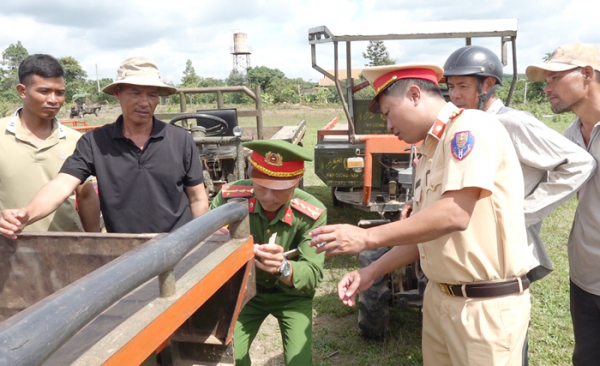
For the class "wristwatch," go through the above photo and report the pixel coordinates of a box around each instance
[277,259,291,278]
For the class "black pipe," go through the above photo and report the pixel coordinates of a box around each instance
[0,200,248,366]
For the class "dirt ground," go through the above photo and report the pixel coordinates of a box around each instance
[248,315,286,365]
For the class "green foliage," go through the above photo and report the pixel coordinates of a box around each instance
[247,65,285,91]
[261,92,275,105]
[302,87,336,104]
[59,56,87,83]
[497,52,555,104]
[175,60,227,105]
[1,41,28,72]
[265,77,296,103]
[181,59,201,86]
[0,90,21,104]
[353,80,376,100]
[496,76,547,104]
[0,41,29,96]
[225,70,251,104]
[0,99,12,117]
[362,40,395,66]
[266,77,316,104]
[58,56,88,101]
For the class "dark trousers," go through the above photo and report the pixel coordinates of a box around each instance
[570,281,600,366]
[522,332,528,366]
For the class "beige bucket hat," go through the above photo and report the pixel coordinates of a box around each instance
[526,43,600,82]
[102,57,177,96]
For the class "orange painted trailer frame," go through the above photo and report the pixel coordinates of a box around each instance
[101,237,254,366]
[355,135,414,206]
[61,119,102,132]
[0,201,255,366]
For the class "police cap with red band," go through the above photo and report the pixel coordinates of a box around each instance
[243,139,313,190]
[362,63,444,113]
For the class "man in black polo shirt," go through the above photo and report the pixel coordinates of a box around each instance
[0,57,208,236]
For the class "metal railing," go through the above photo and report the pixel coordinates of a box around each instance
[0,200,249,366]
[309,20,519,142]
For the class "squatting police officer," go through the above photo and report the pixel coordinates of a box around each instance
[211,139,326,366]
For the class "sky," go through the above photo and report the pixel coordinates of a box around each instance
[1,0,598,86]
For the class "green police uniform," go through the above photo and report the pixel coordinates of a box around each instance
[210,140,326,366]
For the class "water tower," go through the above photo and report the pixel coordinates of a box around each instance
[231,32,252,73]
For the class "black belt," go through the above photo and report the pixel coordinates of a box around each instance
[438,276,529,298]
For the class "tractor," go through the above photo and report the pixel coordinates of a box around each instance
[309,18,520,339]
[154,85,306,197]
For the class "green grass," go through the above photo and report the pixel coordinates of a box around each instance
[56,101,578,365]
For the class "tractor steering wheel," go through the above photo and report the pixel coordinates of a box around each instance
[169,113,228,137]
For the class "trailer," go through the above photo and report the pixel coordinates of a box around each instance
[0,200,254,366]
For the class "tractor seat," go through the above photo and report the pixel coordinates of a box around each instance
[195,108,240,159]
[195,108,238,136]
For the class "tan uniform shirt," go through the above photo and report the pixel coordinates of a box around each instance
[414,103,529,284]
[488,99,595,280]
[0,109,83,232]
[564,117,600,296]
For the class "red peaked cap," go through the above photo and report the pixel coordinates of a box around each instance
[244,139,312,190]
[362,63,444,113]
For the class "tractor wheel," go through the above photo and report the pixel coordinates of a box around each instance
[358,247,391,340]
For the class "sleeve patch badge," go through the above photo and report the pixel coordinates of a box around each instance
[451,131,475,161]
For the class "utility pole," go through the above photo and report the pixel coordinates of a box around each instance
[96,64,100,93]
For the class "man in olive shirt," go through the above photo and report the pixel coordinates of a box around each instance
[210,140,326,366]
[0,54,83,232]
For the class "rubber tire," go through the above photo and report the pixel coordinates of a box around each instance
[358,247,391,340]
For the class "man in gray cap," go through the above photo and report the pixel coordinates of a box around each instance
[0,57,208,236]
[527,43,600,366]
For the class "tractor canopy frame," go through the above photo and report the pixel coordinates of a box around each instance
[308,18,519,142]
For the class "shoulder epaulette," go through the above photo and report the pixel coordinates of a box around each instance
[248,198,257,213]
[221,184,253,198]
[431,108,465,139]
[291,198,324,220]
[431,118,446,139]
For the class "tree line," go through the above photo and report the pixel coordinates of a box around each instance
[0,40,546,117]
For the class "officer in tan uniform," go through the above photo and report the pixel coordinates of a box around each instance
[310,63,531,365]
